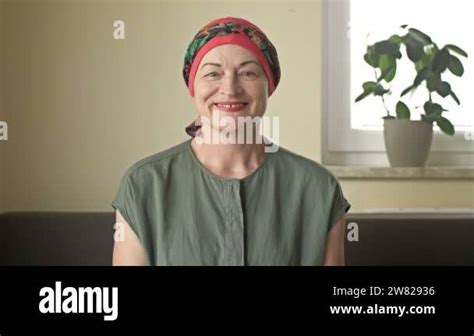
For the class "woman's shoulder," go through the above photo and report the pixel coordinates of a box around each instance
[273,145,339,185]
[121,139,191,181]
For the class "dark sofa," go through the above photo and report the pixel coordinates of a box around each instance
[0,212,473,266]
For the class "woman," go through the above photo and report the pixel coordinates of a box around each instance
[112,17,351,266]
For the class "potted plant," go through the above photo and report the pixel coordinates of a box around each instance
[355,25,468,167]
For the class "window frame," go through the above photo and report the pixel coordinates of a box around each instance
[321,0,474,166]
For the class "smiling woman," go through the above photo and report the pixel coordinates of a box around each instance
[111,17,351,266]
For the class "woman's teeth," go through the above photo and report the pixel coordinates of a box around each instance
[216,103,246,108]
[212,103,248,112]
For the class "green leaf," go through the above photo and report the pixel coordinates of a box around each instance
[400,24,408,29]
[432,48,451,73]
[364,53,372,67]
[427,73,441,92]
[435,81,451,98]
[404,36,424,62]
[445,44,468,58]
[373,83,390,96]
[414,68,429,86]
[423,101,446,115]
[421,112,441,123]
[396,101,411,119]
[448,55,464,76]
[363,81,378,91]
[355,82,377,102]
[450,91,460,105]
[374,40,400,55]
[415,60,424,72]
[378,55,396,82]
[364,46,379,67]
[408,28,432,45]
[389,34,402,45]
[377,64,394,82]
[385,62,397,82]
[355,90,371,103]
[415,51,434,72]
[436,117,455,135]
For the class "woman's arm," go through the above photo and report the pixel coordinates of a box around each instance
[323,214,346,266]
[112,210,148,266]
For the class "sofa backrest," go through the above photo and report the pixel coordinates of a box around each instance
[0,212,473,266]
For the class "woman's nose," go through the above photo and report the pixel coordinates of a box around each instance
[220,72,243,96]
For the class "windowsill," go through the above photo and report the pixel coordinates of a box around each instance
[326,166,474,179]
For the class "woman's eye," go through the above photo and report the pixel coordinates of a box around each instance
[240,71,257,77]
[205,72,220,78]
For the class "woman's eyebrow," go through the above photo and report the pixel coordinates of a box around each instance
[200,62,221,69]
[238,60,260,68]
[200,60,260,70]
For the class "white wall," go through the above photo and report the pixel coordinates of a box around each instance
[1,1,322,211]
[0,0,472,213]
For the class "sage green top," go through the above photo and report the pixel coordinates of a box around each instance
[112,139,351,266]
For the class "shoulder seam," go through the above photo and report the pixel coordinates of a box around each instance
[277,145,339,182]
[126,141,190,178]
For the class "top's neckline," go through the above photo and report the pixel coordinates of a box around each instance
[185,138,277,184]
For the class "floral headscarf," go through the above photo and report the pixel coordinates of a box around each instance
[183,17,281,137]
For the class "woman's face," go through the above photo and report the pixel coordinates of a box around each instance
[193,44,268,131]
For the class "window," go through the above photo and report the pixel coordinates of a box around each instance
[322,0,474,166]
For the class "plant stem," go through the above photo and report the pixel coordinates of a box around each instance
[374,67,391,117]
[381,95,391,117]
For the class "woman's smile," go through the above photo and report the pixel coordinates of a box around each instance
[213,101,249,112]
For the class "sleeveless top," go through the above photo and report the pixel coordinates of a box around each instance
[112,139,351,266]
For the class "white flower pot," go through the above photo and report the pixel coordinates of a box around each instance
[383,119,433,167]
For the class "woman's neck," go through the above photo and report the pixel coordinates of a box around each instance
[190,136,266,179]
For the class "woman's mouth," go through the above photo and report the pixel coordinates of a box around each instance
[214,102,249,112]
